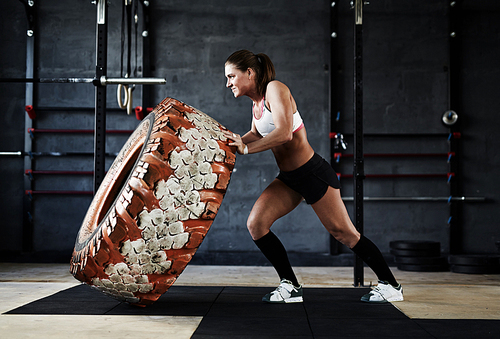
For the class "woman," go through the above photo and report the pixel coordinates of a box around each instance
[223,50,403,304]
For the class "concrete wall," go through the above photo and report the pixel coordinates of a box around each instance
[0,1,27,255]
[0,0,499,264]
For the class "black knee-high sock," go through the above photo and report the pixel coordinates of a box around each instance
[351,235,398,287]
[254,231,300,287]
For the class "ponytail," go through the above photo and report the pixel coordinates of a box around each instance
[225,50,276,96]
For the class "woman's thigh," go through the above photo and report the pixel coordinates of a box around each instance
[311,187,360,248]
[247,178,304,240]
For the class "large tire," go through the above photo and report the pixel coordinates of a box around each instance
[70,97,236,306]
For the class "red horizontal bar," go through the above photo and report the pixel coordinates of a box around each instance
[338,173,452,179]
[26,170,95,176]
[332,133,452,138]
[28,128,133,134]
[25,190,93,195]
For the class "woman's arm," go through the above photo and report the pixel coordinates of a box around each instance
[245,81,294,153]
[224,81,294,154]
[241,120,262,144]
[223,119,261,155]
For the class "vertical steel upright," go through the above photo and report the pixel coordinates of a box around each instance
[93,0,108,194]
[141,0,151,110]
[23,0,37,252]
[353,0,365,287]
[448,0,463,254]
[329,1,340,255]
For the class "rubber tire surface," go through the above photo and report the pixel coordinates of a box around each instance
[70,98,236,306]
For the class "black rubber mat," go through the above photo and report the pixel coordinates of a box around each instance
[5,284,500,338]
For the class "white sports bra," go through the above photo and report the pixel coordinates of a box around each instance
[253,98,304,137]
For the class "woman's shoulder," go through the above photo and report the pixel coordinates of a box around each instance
[266,80,290,97]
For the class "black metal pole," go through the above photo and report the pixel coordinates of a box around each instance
[353,0,365,287]
[329,1,341,255]
[22,0,37,253]
[94,0,108,194]
[141,0,151,110]
[126,0,132,77]
[448,0,463,254]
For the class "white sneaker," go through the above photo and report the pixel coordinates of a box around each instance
[361,281,404,303]
[262,279,303,303]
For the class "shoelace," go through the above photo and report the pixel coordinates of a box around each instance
[273,283,293,299]
[369,289,387,302]
[274,285,286,297]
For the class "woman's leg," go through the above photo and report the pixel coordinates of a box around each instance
[248,178,304,286]
[312,187,398,286]
[311,187,360,247]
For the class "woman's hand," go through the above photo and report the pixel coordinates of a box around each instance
[223,131,247,155]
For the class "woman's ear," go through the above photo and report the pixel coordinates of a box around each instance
[247,68,254,79]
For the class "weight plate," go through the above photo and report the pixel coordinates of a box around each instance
[390,240,440,252]
[451,265,500,274]
[395,256,448,265]
[397,263,449,272]
[448,255,500,266]
[391,248,441,257]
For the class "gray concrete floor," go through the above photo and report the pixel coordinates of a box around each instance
[1,263,499,338]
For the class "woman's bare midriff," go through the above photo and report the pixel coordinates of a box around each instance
[272,127,315,172]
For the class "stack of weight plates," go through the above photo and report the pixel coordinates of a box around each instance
[448,255,500,274]
[390,240,449,272]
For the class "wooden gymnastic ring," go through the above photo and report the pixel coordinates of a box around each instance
[117,84,129,109]
[70,97,237,306]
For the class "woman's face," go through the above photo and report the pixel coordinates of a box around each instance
[225,63,254,98]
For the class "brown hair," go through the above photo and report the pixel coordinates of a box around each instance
[225,50,276,97]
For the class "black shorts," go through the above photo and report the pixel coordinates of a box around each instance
[277,153,340,204]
